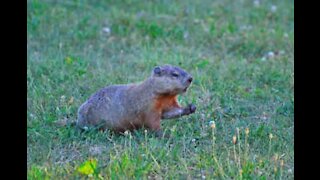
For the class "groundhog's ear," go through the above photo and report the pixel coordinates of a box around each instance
[153,66,162,76]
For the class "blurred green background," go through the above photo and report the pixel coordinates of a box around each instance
[27,0,294,179]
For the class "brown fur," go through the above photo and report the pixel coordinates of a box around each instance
[154,95,179,112]
[76,65,196,136]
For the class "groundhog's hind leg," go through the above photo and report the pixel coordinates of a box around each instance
[161,104,196,119]
[76,102,93,130]
[143,114,167,138]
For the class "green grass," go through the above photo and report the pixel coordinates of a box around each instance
[27,0,294,179]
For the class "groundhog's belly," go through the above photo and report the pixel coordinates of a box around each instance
[97,116,144,132]
[94,106,146,132]
[110,119,143,132]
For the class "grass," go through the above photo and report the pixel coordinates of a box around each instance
[27,0,294,179]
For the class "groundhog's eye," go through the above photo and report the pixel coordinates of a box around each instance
[171,72,179,77]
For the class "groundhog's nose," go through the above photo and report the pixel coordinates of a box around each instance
[187,76,193,83]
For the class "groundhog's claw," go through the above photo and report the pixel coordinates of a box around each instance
[188,104,197,114]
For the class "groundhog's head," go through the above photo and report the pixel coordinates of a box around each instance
[151,65,193,95]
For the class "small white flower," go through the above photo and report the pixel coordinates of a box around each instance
[245,127,250,135]
[271,5,277,12]
[269,133,273,139]
[261,115,268,120]
[261,57,267,61]
[254,0,260,7]
[103,27,111,34]
[192,138,196,142]
[232,135,237,144]
[267,51,275,58]
[201,175,206,179]
[284,33,289,38]
[171,125,176,132]
[209,121,216,129]
[83,126,88,130]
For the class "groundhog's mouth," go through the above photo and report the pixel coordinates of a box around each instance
[183,87,188,92]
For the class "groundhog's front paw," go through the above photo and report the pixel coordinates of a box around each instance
[187,104,196,114]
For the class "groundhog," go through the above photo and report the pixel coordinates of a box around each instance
[76,64,196,137]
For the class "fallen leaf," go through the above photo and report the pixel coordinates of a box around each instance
[77,159,97,176]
